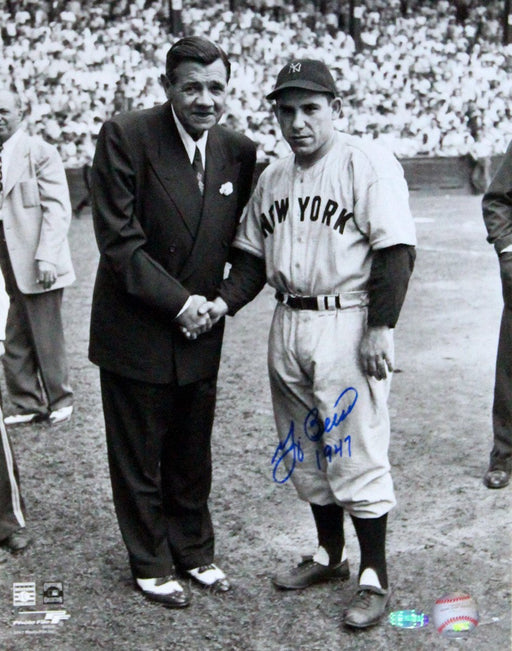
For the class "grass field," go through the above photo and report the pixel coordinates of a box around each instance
[0,193,510,650]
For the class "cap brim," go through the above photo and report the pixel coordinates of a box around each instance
[266,80,336,100]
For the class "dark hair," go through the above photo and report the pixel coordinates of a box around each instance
[165,36,231,84]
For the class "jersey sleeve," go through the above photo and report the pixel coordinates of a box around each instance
[352,147,417,250]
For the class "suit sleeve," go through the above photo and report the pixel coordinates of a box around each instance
[33,140,72,265]
[91,119,189,318]
[482,140,512,254]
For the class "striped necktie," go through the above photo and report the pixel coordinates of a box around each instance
[0,144,3,197]
[192,146,204,195]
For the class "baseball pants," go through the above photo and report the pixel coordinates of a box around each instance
[0,408,26,540]
[268,300,396,518]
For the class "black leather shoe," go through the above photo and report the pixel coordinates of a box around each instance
[483,468,510,489]
[4,528,32,553]
[185,564,231,593]
[344,585,390,628]
[136,575,191,608]
[272,556,350,590]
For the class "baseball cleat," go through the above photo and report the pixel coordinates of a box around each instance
[343,585,391,628]
[272,556,349,590]
[2,528,32,554]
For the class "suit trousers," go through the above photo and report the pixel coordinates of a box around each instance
[100,368,218,579]
[0,224,73,415]
[490,306,512,471]
[0,406,26,540]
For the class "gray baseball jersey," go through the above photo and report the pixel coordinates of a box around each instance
[233,132,416,516]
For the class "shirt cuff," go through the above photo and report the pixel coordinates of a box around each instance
[176,296,192,318]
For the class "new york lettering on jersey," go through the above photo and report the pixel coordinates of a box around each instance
[259,195,354,238]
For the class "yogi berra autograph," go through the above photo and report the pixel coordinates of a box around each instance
[271,387,358,484]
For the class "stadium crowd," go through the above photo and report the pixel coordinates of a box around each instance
[0,0,509,166]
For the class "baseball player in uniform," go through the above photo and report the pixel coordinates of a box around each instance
[186,59,416,628]
[0,274,31,560]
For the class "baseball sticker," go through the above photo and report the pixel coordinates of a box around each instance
[433,591,478,637]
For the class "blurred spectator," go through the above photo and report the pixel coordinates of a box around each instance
[0,0,508,165]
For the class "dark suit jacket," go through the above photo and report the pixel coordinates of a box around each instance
[89,101,256,385]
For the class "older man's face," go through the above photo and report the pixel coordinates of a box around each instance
[0,91,22,145]
[163,59,228,139]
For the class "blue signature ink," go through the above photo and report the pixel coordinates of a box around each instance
[304,387,358,441]
[271,421,304,484]
[316,435,352,470]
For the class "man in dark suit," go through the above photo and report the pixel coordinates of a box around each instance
[482,140,512,489]
[89,37,257,607]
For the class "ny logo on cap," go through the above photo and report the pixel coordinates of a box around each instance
[289,62,301,74]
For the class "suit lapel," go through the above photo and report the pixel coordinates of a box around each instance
[147,104,203,238]
[180,127,242,283]
[4,131,30,197]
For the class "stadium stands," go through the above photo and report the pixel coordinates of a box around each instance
[0,0,509,169]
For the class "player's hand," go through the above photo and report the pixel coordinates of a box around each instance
[200,296,229,326]
[359,325,394,380]
[179,297,229,340]
[176,295,212,340]
[36,260,57,289]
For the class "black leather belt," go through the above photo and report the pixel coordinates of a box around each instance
[276,291,342,310]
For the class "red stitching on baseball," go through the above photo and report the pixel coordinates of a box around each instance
[437,616,478,633]
[435,595,472,605]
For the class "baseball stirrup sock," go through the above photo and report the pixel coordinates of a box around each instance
[351,513,388,590]
[310,503,345,565]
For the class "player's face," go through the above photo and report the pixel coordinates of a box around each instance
[0,91,22,145]
[162,59,228,139]
[274,90,341,166]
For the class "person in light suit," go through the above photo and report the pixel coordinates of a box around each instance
[89,37,259,608]
[0,89,74,426]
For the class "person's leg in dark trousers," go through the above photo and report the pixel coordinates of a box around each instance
[161,377,217,570]
[100,369,176,579]
[100,370,216,579]
[489,306,512,472]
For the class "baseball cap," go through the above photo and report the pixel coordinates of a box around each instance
[266,59,337,100]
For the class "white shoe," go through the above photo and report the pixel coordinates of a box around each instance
[49,406,73,424]
[4,412,46,425]
[186,564,231,592]
[136,575,190,608]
